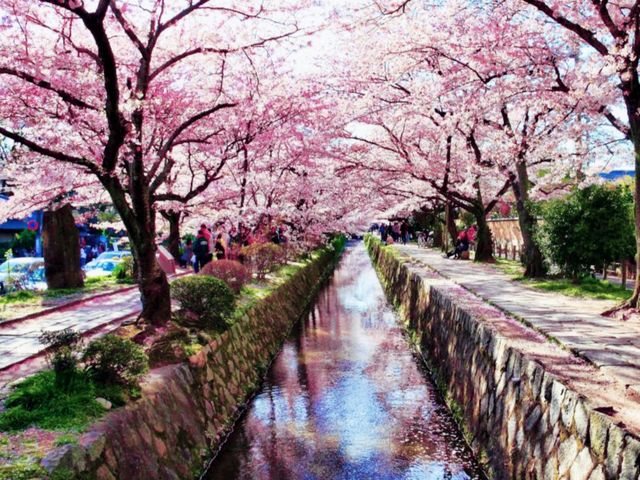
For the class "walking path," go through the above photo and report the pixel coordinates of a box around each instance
[0,288,141,372]
[396,245,640,395]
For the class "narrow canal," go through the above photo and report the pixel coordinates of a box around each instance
[204,243,483,480]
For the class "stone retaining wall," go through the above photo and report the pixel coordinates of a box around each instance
[366,237,640,480]
[42,247,342,480]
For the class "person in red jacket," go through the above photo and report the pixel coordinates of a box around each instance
[446,228,470,259]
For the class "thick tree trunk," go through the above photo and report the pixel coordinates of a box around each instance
[162,210,181,261]
[42,204,84,289]
[625,71,640,308]
[102,178,171,327]
[472,180,494,262]
[474,210,494,262]
[512,162,546,277]
[134,240,171,327]
[443,201,457,251]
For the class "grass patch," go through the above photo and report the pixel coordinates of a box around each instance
[493,258,525,278]
[0,370,126,432]
[0,277,121,306]
[524,276,631,302]
[493,258,630,301]
[0,291,37,305]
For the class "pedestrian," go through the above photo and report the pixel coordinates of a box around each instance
[80,247,87,267]
[193,229,211,273]
[400,221,409,245]
[446,229,469,259]
[380,224,388,242]
[214,234,226,260]
[181,238,193,269]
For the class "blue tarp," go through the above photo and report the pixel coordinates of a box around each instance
[599,170,635,181]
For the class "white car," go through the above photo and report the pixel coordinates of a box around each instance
[84,260,121,278]
[95,250,132,262]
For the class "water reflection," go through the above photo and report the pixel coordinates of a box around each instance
[204,243,484,480]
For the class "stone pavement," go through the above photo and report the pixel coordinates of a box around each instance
[395,244,640,393]
[0,288,141,371]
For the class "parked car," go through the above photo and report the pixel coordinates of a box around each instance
[95,250,131,262]
[22,265,47,291]
[84,259,121,278]
[0,257,45,293]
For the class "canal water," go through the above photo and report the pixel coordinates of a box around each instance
[204,243,483,480]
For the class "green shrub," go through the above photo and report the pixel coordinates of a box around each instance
[538,184,635,280]
[171,276,235,331]
[39,329,82,390]
[240,242,285,280]
[0,370,113,432]
[200,260,251,293]
[82,335,148,387]
[113,256,134,283]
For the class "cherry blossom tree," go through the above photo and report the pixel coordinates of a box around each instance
[371,0,639,296]
[0,0,302,325]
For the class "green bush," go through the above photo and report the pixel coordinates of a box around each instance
[171,276,235,331]
[113,256,135,283]
[240,242,285,280]
[11,229,36,253]
[82,335,148,387]
[39,329,82,390]
[538,184,635,280]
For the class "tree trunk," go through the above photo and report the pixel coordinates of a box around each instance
[472,180,494,262]
[512,162,546,277]
[134,239,171,327]
[444,201,457,251]
[101,177,171,327]
[42,204,84,289]
[474,210,494,262]
[625,69,640,308]
[162,210,181,261]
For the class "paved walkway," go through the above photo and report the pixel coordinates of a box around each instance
[396,245,640,391]
[0,289,141,371]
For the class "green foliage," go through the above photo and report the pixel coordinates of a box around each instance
[0,463,47,480]
[0,370,121,432]
[11,229,36,252]
[82,335,148,387]
[240,242,285,280]
[53,433,79,447]
[329,234,347,254]
[39,329,82,390]
[171,275,235,331]
[112,256,134,283]
[200,260,251,293]
[538,184,635,280]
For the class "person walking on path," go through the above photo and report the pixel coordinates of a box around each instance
[181,238,194,269]
[193,229,212,273]
[401,221,409,245]
[380,224,388,243]
[214,234,226,261]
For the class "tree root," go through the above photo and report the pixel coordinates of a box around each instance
[602,301,638,320]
